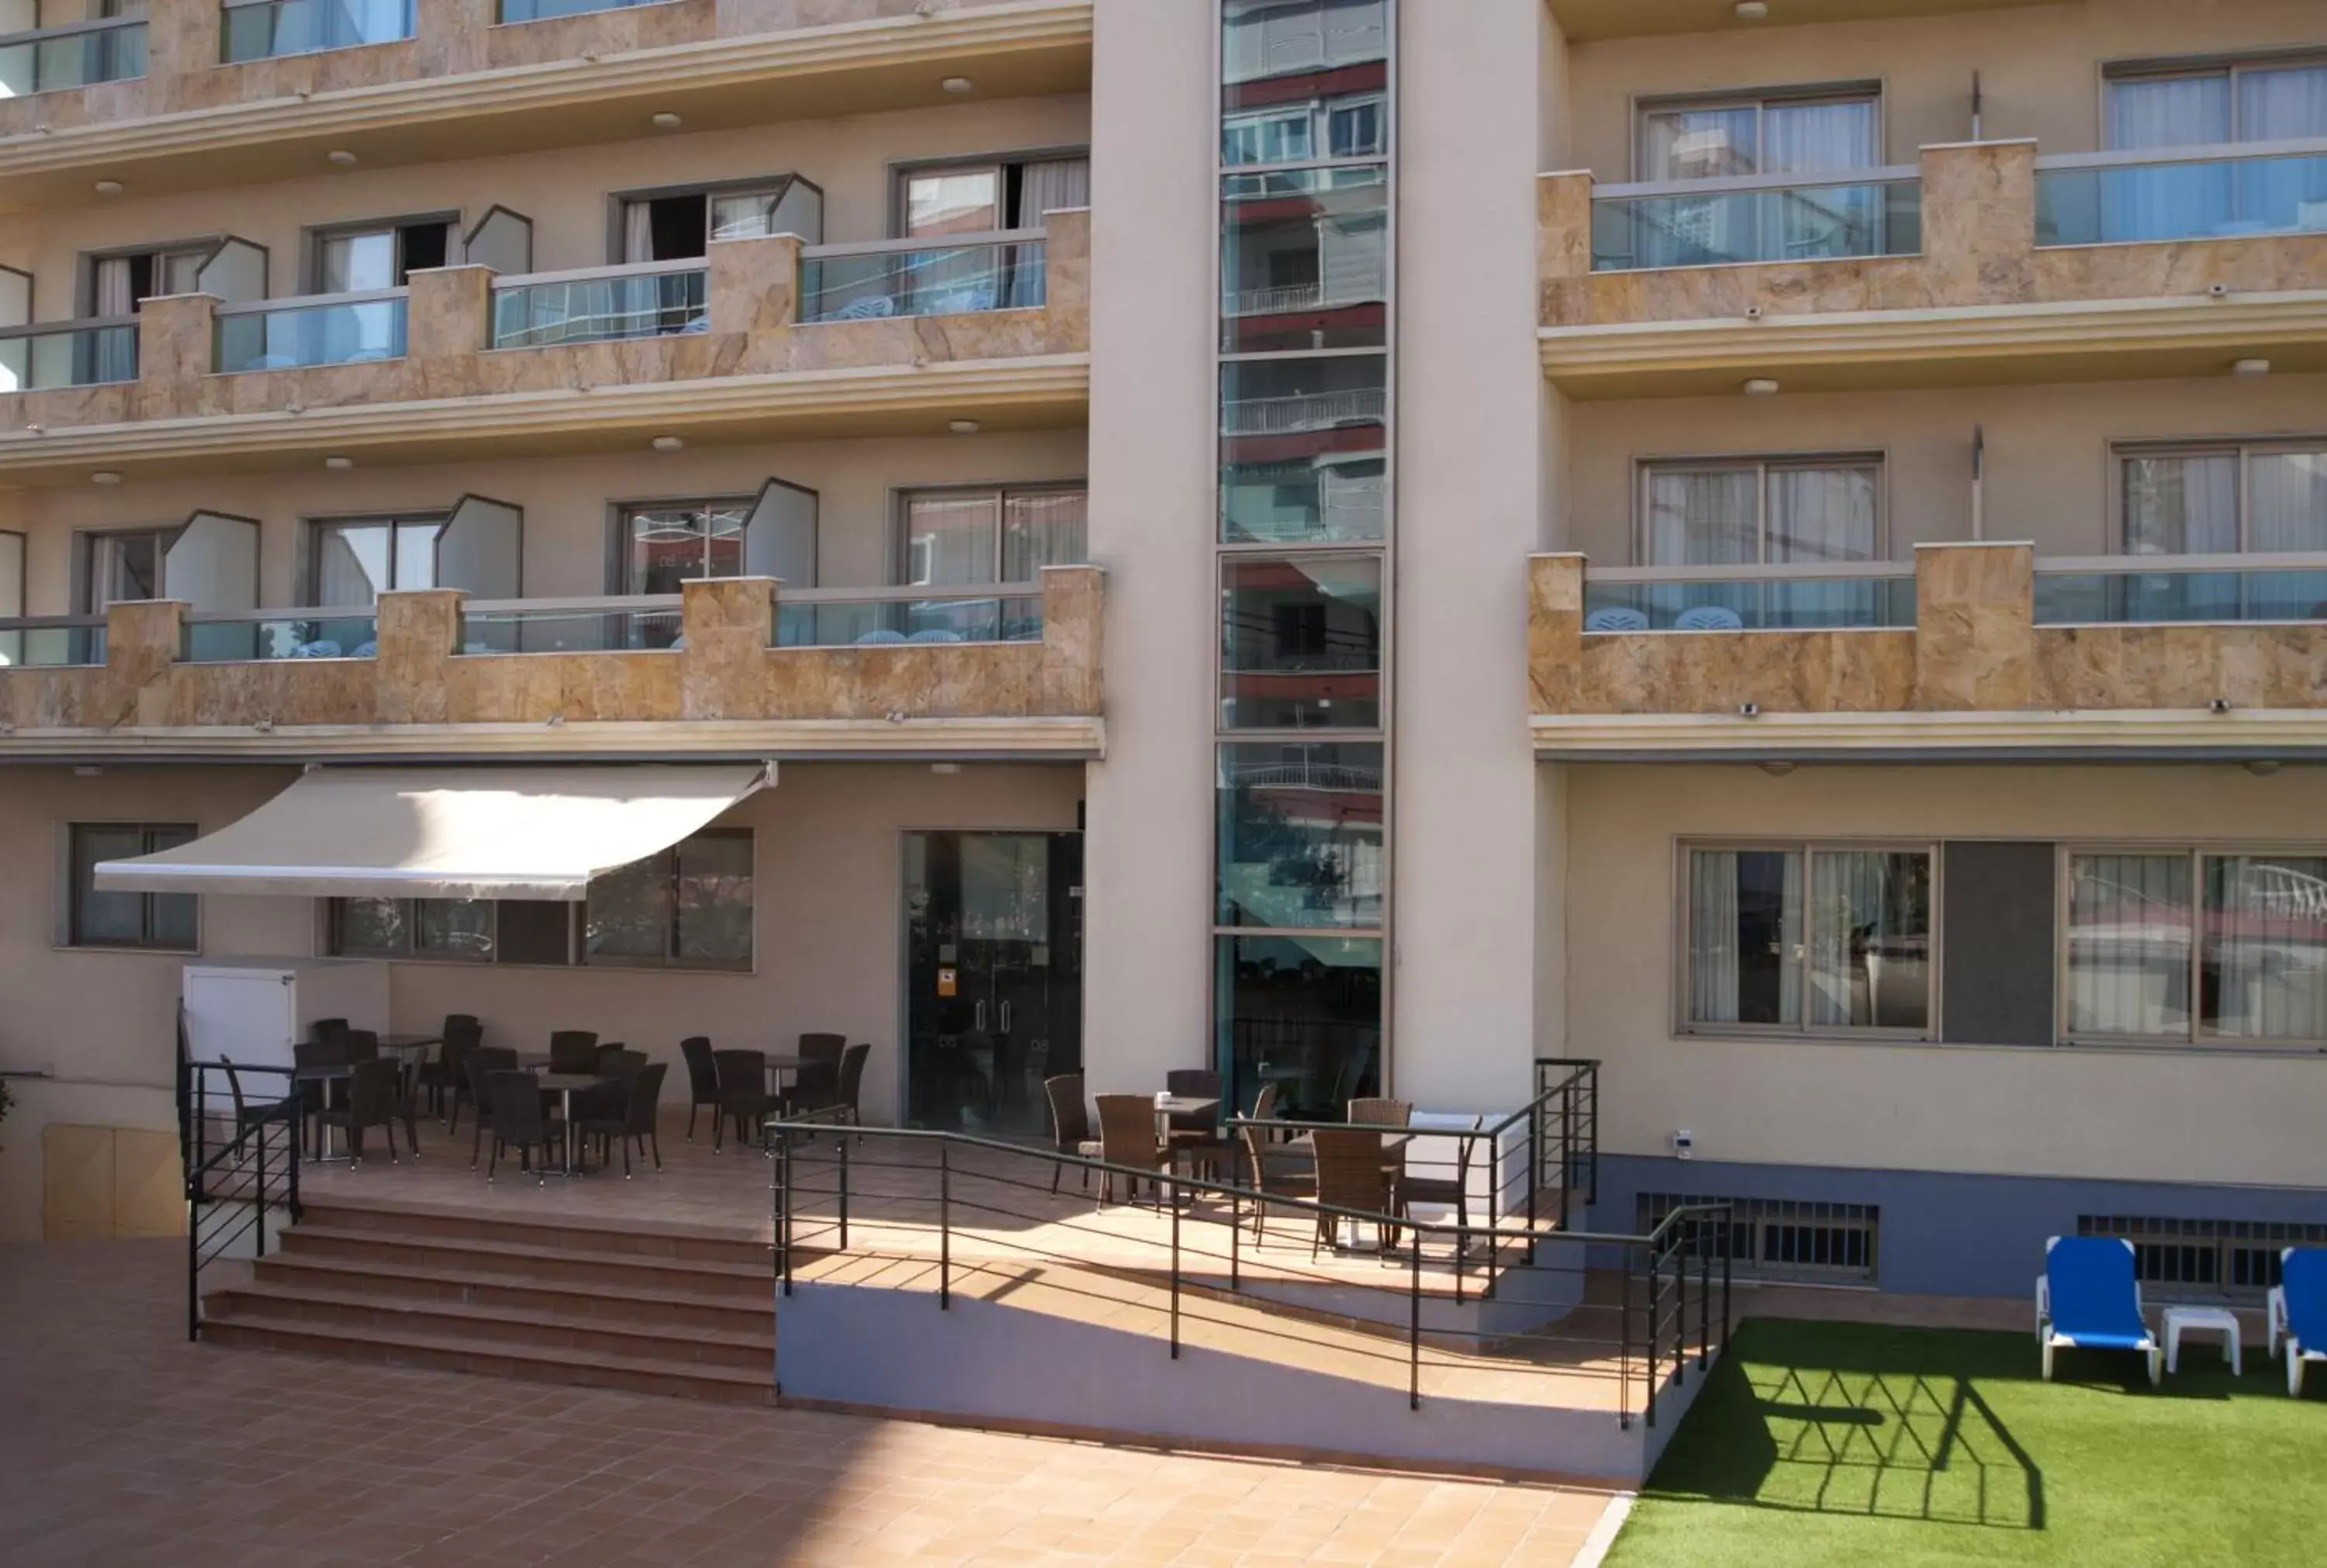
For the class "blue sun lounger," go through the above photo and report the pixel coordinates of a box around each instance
[2037,1236,2160,1385]
[2270,1248,2326,1397]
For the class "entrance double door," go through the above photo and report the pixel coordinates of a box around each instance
[904,831,1082,1136]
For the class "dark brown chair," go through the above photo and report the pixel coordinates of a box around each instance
[548,1031,599,1074]
[320,1058,403,1166]
[216,1055,278,1152]
[712,1048,770,1154]
[465,1046,519,1168]
[437,1021,482,1129]
[338,1028,379,1061]
[485,1069,553,1185]
[784,1034,845,1115]
[291,1038,344,1159]
[1093,1093,1170,1208]
[833,1043,870,1127]
[309,1017,348,1043]
[679,1037,719,1141]
[1312,1128,1398,1258]
[1395,1114,1482,1259]
[593,1041,634,1073]
[1044,1073,1100,1193]
[582,1062,667,1178]
[799,1031,847,1060]
[1239,1083,1313,1245]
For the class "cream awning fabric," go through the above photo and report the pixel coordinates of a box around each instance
[94,764,769,901]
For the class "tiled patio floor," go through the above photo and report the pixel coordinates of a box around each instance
[0,1239,1621,1568]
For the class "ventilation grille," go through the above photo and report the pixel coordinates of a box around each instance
[2078,1215,2327,1304]
[1638,1192,1879,1284]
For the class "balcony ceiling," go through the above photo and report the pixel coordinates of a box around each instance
[0,1,1091,216]
[0,357,1090,489]
[1546,0,2058,45]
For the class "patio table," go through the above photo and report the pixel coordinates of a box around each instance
[537,1071,610,1176]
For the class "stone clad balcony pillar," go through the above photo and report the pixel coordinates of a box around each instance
[136,294,215,395]
[680,575,777,720]
[375,588,465,724]
[406,266,493,361]
[1038,564,1104,714]
[709,236,801,337]
[145,0,220,116]
[1919,140,2038,306]
[1527,554,1586,716]
[1913,541,2036,710]
[1535,172,1596,285]
[104,598,186,727]
[1041,207,1091,351]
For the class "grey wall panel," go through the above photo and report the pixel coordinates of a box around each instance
[1942,840,2056,1047]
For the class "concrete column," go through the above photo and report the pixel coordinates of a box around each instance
[1388,2,1568,1112]
[1079,0,1218,1097]
[1913,541,2036,710]
[404,266,492,361]
[709,235,801,336]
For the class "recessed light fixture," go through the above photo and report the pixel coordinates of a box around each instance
[1734,1,1770,17]
[92,179,123,196]
[1741,378,1781,396]
[323,454,354,470]
[940,77,974,94]
[327,149,358,167]
[651,435,685,452]
[650,112,683,130]
[2232,357,2272,377]
[947,419,981,434]
[930,762,963,775]
[90,470,122,485]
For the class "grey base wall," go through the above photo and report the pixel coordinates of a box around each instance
[1589,1155,2327,1300]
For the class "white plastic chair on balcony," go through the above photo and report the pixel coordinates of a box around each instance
[1583,606,1649,633]
[1674,604,1745,631]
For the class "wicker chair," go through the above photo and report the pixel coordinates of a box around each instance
[1093,1093,1170,1208]
[548,1031,599,1074]
[1311,1128,1399,1258]
[434,1020,482,1127]
[580,1062,667,1177]
[309,1017,348,1043]
[320,1058,403,1166]
[1395,1114,1482,1261]
[484,1069,555,1185]
[833,1043,870,1128]
[679,1036,719,1140]
[1347,1097,1412,1127]
[712,1048,771,1154]
[1238,1083,1313,1245]
[1042,1073,1101,1193]
[464,1046,519,1168]
[1164,1069,1230,1180]
[785,1034,845,1115]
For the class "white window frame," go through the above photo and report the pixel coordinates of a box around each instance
[2059,843,2327,1052]
[1673,838,1939,1042]
[2111,439,2327,555]
[1634,452,1888,567]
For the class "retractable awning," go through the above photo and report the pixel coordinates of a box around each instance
[93,764,770,901]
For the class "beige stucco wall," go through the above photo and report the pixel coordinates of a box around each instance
[5,430,1085,613]
[1558,761,2327,1190]
[1558,371,2327,565]
[1561,0,2327,180]
[0,92,1089,313]
[0,759,1082,1241]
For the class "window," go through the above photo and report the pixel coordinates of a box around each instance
[617,177,821,262]
[309,515,445,603]
[2065,848,2327,1047]
[897,157,1090,239]
[1640,1193,1880,1284]
[1682,843,1933,1035]
[78,529,168,613]
[2098,58,2327,240]
[1638,88,1882,181]
[1641,456,1882,566]
[308,219,451,292]
[1220,554,1381,729]
[2105,57,2327,150]
[327,831,753,970]
[2120,443,2327,554]
[87,244,209,316]
[622,497,752,595]
[2081,1215,2327,1304]
[67,823,196,950]
[898,487,1087,586]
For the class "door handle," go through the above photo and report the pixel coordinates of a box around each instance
[1001,1000,1012,1033]
[975,1000,987,1031]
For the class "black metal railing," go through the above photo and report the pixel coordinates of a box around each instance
[180,1058,303,1342]
[765,1107,1724,1430]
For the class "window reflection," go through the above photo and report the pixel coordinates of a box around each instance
[1215,741,1383,928]
[1215,933,1382,1119]
[1220,554,1379,728]
[1221,167,1388,352]
[1219,354,1385,544]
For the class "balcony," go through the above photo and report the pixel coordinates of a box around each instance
[1529,544,2327,758]
[0,0,1092,213]
[0,211,1090,482]
[0,567,1105,759]
[1539,138,2327,396]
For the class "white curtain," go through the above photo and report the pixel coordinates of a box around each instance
[1645,466,1757,565]
[1687,850,1743,1024]
[2123,453,2239,554]
[2066,853,2192,1038]
[2208,855,2327,1042]
[1767,465,1877,564]
[1000,490,1087,580]
[1014,158,1091,226]
[1806,851,1930,1030]
[92,256,137,382]
[622,201,657,264]
[2238,66,2327,231]
[2249,450,2327,553]
[1762,100,1883,261]
[1763,100,1877,173]
[904,494,1001,585]
[2105,76,2233,240]
[1689,849,1803,1027]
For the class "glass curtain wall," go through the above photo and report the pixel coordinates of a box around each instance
[1215,0,1392,1117]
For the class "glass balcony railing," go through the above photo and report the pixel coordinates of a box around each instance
[489,265,707,351]
[0,618,107,668]
[0,321,139,392]
[498,0,661,21]
[220,0,414,63]
[2035,558,2327,626]
[800,233,1046,323]
[182,613,379,662]
[2036,143,2327,247]
[458,599,685,654]
[0,18,147,95]
[214,294,406,372]
[1582,568,1917,632]
[1590,174,1922,271]
[775,587,1046,648]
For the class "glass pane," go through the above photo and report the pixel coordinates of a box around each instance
[905,171,1000,237]
[1000,490,1087,579]
[2249,449,2327,554]
[1215,741,1384,929]
[335,897,405,955]
[1686,849,1802,1027]
[71,825,147,946]
[709,190,780,242]
[1762,99,1878,173]
[1221,166,1388,352]
[2124,454,2238,554]
[216,298,405,371]
[2106,74,2232,150]
[905,494,1001,585]
[413,899,493,960]
[627,506,707,596]
[2066,853,2192,1038]
[1215,933,1382,1121]
[1585,575,1915,632]
[676,834,753,966]
[98,534,161,605]
[488,271,705,349]
[2204,855,2327,1042]
[960,834,1048,944]
[586,851,673,962]
[316,523,393,603]
[1805,851,1930,1030]
[1220,554,1381,729]
[1643,105,1760,181]
[321,231,396,294]
[1592,181,1920,271]
[703,501,749,581]
[1220,353,1386,544]
[1645,467,1757,565]
[1221,0,1388,111]
[392,520,441,592]
[1767,465,1878,563]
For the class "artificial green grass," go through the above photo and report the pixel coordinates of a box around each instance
[1606,1317,2325,1568]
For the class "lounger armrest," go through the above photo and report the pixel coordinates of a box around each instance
[2035,1275,2050,1342]
[2270,1285,2287,1358]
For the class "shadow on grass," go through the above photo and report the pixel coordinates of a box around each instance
[1644,1319,2045,1534]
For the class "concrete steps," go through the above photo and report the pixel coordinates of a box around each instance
[200,1200,776,1404]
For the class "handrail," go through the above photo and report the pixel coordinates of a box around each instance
[182,603,379,623]
[2035,134,2327,173]
[2038,550,2327,575]
[1594,164,1922,202]
[789,582,1045,605]
[213,287,407,317]
[0,16,147,46]
[0,613,108,630]
[181,1057,302,1342]
[802,227,1046,261]
[0,316,140,342]
[1585,559,1914,585]
[490,257,710,290]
